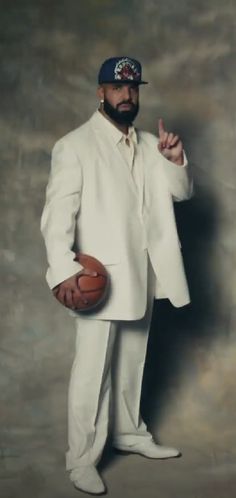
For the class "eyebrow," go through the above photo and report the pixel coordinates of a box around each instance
[112,83,139,89]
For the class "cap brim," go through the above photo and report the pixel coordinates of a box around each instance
[99,79,148,85]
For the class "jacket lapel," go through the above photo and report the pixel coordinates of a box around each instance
[90,113,139,199]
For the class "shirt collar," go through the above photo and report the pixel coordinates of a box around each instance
[93,109,138,145]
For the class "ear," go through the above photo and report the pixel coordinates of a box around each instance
[97,86,104,101]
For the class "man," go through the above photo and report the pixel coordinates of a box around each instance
[40,56,193,495]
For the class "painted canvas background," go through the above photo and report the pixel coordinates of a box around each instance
[1,1,236,496]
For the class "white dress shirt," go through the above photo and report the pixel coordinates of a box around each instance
[95,110,147,241]
[96,111,141,199]
[95,110,166,299]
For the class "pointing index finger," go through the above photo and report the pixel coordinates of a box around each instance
[158,118,165,138]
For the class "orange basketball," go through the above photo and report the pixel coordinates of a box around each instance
[73,253,109,311]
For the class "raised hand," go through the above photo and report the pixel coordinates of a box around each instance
[158,118,184,166]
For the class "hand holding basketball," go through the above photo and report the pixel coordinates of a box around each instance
[52,253,109,311]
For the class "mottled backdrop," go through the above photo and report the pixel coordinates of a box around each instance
[1,1,236,497]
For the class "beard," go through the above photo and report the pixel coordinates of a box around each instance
[103,98,139,125]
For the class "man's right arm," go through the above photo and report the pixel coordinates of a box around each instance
[40,138,83,290]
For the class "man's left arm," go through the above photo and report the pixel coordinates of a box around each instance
[157,118,193,202]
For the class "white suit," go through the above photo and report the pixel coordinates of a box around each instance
[40,110,193,469]
[41,111,192,317]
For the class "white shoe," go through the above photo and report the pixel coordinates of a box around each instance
[114,440,181,459]
[70,464,106,495]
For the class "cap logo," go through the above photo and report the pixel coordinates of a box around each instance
[114,57,140,81]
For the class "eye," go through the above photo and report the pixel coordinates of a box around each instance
[112,84,122,91]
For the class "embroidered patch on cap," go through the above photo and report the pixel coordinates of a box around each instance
[114,57,140,81]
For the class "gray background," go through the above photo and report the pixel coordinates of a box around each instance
[1,1,236,497]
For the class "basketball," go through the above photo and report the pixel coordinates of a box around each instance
[73,253,109,311]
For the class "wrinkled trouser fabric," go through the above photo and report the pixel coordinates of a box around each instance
[66,258,156,470]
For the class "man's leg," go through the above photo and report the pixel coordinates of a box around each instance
[66,316,116,493]
[111,289,154,447]
[112,258,180,458]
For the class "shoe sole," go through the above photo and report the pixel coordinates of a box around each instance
[114,448,182,459]
[73,483,107,495]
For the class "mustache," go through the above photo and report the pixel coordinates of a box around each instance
[117,100,135,109]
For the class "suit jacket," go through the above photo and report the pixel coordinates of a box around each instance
[40,110,193,320]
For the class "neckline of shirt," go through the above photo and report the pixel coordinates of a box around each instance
[94,109,138,145]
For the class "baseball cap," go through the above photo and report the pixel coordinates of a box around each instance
[98,56,148,85]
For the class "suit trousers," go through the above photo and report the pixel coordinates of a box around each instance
[66,255,156,471]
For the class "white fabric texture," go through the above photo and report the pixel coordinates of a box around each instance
[118,124,166,298]
[40,109,193,473]
[40,110,193,317]
[66,256,156,470]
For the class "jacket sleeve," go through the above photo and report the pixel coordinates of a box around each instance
[159,148,194,202]
[40,138,83,289]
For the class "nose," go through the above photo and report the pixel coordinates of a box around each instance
[122,85,132,101]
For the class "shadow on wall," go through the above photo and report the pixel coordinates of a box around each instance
[141,184,220,430]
